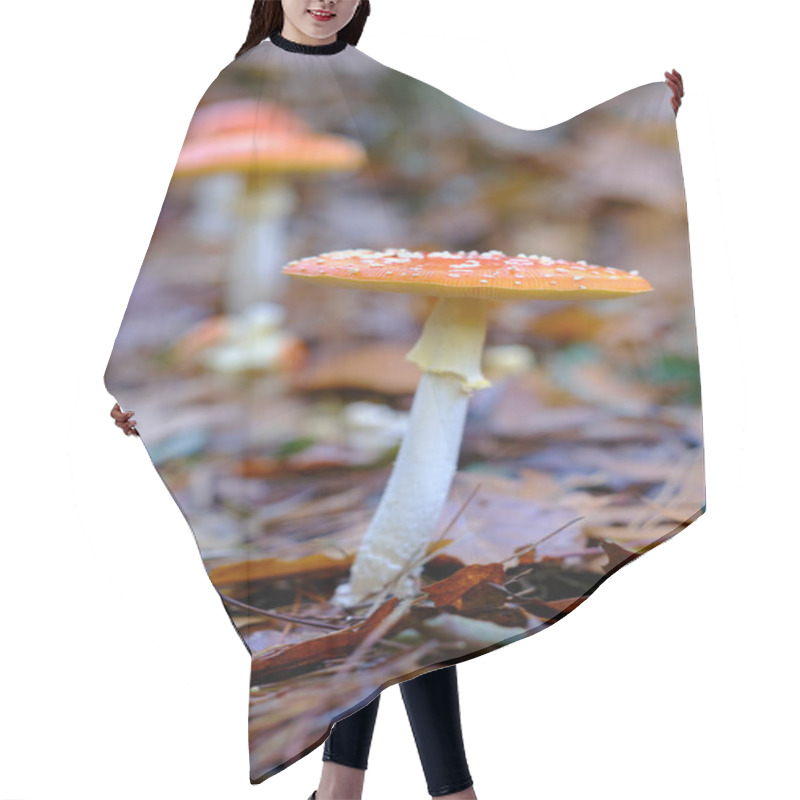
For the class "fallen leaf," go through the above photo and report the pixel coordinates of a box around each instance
[289,342,421,394]
[250,596,402,684]
[599,540,642,574]
[210,551,352,586]
[423,563,507,611]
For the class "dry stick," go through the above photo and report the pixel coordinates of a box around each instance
[497,516,585,566]
[502,543,607,590]
[340,596,418,672]
[326,596,437,704]
[488,517,587,598]
[218,591,342,631]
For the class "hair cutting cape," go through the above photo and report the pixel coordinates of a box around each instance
[104,33,704,785]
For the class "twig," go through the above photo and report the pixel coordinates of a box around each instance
[218,591,342,631]
[498,516,585,566]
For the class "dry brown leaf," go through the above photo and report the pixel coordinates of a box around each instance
[516,468,565,501]
[550,360,659,413]
[532,595,590,614]
[528,305,606,343]
[289,342,421,394]
[423,563,507,611]
[249,597,402,685]
[234,444,376,477]
[209,551,352,586]
[598,540,642,574]
[171,314,229,364]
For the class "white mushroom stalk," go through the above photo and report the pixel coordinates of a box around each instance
[333,296,492,607]
[281,248,653,609]
[227,175,295,316]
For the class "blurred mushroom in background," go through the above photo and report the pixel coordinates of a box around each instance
[175,100,365,316]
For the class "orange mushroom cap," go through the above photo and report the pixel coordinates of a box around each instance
[281,248,653,300]
[187,99,310,140]
[176,100,364,178]
[174,130,366,178]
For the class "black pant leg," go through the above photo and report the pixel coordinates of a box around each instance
[400,664,474,797]
[322,692,381,770]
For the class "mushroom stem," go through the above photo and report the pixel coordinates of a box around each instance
[187,173,241,243]
[227,175,295,316]
[332,296,492,608]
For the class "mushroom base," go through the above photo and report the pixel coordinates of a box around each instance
[331,368,471,608]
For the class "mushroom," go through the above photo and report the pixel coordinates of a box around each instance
[196,302,307,376]
[182,100,311,243]
[174,104,365,317]
[282,248,653,608]
[186,98,310,140]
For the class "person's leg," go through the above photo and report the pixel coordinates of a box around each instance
[323,693,381,769]
[316,693,381,799]
[400,664,476,798]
